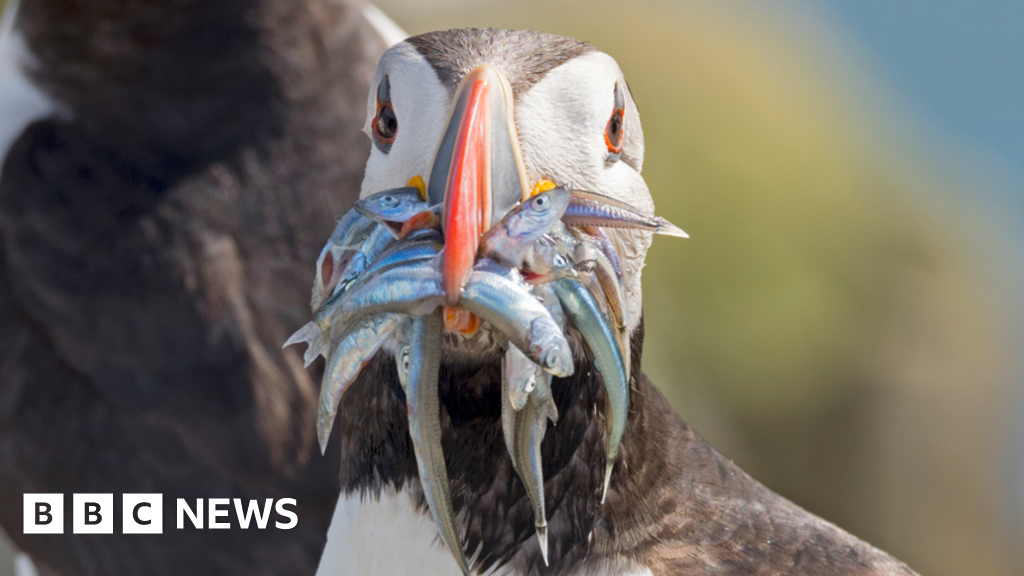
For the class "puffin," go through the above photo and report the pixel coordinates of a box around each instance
[312,28,919,576]
[0,0,398,573]
[0,0,918,572]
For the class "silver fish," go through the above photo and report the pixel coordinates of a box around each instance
[316,313,404,453]
[500,354,517,458]
[501,355,557,565]
[295,240,434,369]
[353,187,430,236]
[292,235,415,368]
[563,192,688,238]
[358,231,442,280]
[522,236,578,284]
[574,240,631,371]
[533,363,556,412]
[574,242,626,332]
[283,321,330,368]
[459,266,574,377]
[552,278,628,503]
[577,226,623,280]
[481,186,572,268]
[399,311,471,576]
[505,345,537,411]
[333,258,445,326]
[311,210,378,310]
[331,223,395,298]
[513,391,557,566]
[532,283,566,333]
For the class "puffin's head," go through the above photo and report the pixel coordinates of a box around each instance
[358,29,651,351]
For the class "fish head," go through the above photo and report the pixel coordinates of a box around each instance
[503,186,572,240]
[355,187,430,227]
[523,237,578,284]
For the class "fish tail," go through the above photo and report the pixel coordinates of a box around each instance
[655,217,689,238]
[283,322,329,368]
[316,412,334,455]
[601,458,615,504]
[537,523,549,566]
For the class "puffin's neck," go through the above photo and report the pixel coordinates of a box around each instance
[335,316,655,574]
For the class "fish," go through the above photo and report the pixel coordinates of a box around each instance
[500,352,557,565]
[512,391,557,566]
[289,228,409,366]
[353,186,430,236]
[574,241,626,332]
[500,353,517,458]
[505,345,537,411]
[283,321,330,368]
[458,264,574,377]
[564,191,688,238]
[552,278,629,503]
[351,230,442,288]
[331,223,395,297]
[293,240,441,367]
[398,311,471,576]
[480,186,572,268]
[571,242,632,390]
[311,209,378,310]
[531,283,566,333]
[578,226,623,280]
[522,235,578,284]
[533,365,556,413]
[332,258,445,326]
[316,313,404,453]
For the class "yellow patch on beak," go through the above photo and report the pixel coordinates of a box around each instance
[407,175,427,200]
[530,179,557,197]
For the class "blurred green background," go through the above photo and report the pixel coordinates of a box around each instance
[369,1,1024,575]
[2,0,1022,575]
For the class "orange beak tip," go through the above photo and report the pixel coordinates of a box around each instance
[444,307,481,335]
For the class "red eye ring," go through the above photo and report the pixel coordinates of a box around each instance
[605,109,624,154]
[605,82,625,158]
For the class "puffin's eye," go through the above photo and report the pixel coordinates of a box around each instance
[605,82,625,161]
[373,75,398,153]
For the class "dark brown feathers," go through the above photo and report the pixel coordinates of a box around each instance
[336,319,917,575]
[0,0,386,574]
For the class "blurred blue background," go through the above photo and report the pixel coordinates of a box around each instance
[2,1,1022,575]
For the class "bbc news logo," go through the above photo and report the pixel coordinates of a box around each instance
[23,494,297,534]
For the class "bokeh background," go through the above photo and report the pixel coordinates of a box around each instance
[2,0,1023,575]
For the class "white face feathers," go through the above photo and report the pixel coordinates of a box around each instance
[359,39,654,332]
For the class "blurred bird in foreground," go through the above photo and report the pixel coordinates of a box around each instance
[0,0,391,573]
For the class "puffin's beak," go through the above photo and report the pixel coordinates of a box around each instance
[428,65,529,306]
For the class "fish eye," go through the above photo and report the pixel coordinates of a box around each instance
[553,254,567,267]
[373,75,397,153]
[605,82,625,161]
[380,195,399,207]
[531,194,550,211]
